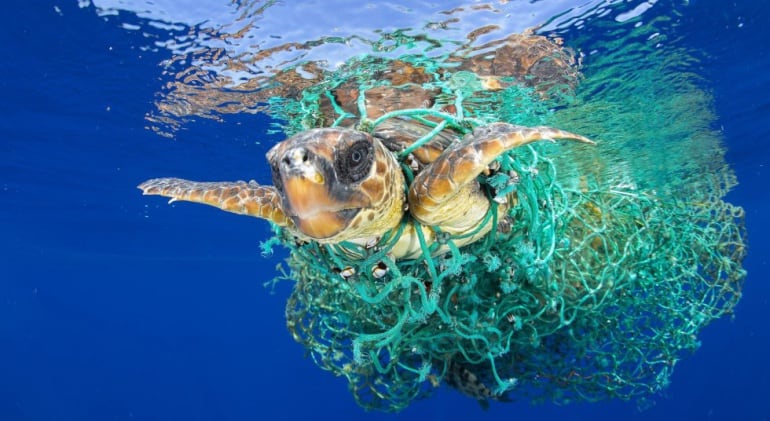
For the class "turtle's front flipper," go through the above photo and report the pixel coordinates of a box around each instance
[409,123,594,227]
[138,178,292,227]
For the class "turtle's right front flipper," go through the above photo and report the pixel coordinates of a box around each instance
[138,178,292,228]
[409,123,594,228]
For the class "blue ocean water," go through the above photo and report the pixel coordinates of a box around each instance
[1,0,768,420]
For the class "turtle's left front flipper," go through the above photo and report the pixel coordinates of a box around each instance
[138,178,292,227]
[409,123,594,228]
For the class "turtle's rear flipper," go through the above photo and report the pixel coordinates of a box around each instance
[138,178,291,227]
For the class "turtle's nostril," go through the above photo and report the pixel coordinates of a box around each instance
[283,147,308,167]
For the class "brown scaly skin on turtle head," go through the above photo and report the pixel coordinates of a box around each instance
[265,127,405,242]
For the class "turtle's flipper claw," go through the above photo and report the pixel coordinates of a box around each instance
[138,178,291,227]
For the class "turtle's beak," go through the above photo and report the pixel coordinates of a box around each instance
[278,147,360,240]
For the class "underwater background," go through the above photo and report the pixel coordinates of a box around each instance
[1,0,768,420]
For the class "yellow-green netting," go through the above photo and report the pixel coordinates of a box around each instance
[260,55,746,411]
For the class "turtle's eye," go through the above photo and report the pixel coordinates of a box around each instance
[336,140,374,184]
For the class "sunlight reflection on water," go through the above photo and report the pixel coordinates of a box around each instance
[88,0,617,70]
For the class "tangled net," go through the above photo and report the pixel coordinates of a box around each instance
[260,52,747,412]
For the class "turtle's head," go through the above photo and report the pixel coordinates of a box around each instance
[267,128,404,242]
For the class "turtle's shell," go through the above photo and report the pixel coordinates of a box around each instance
[250,32,578,130]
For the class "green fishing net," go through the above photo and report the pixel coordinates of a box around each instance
[260,52,746,412]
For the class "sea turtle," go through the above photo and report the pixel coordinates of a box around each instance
[138,31,595,407]
[139,121,592,259]
[139,32,593,260]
